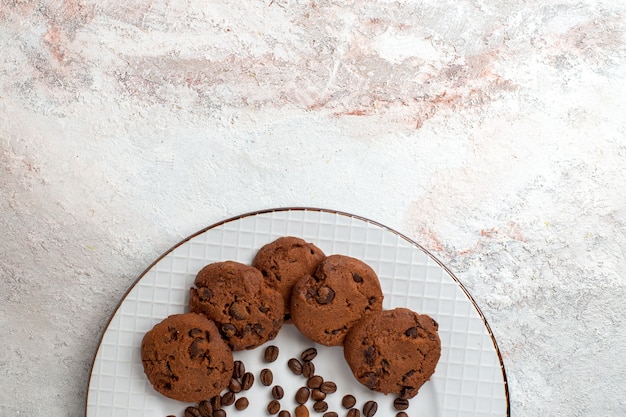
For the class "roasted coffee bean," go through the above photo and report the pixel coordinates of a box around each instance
[278,411,291,417]
[307,375,323,389]
[198,400,212,417]
[295,405,309,417]
[393,398,409,411]
[221,391,235,407]
[301,347,318,362]
[362,401,378,417]
[323,413,338,417]
[210,395,222,410]
[296,386,310,404]
[233,360,245,379]
[319,381,337,394]
[235,397,249,410]
[242,372,254,390]
[311,388,326,401]
[229,378,242,393]
[347,409,360,417]
[264,345,279,362]
[260,368,274,386]
[271,385,285,400]
[184,406,201,417]
[267,399,281,415]
[288,358,303,375]
[213,410,226,417]
[342,395,356,409]
[399,386,414,400]
[302,361,315,378]
[396,413,408,417]
[313,400,328,412]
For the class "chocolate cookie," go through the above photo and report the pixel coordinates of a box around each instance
[190,261,284,351]
[141,313,234,403]
[343,308,441,398]
[290,254,384,346]
[252,236,325,319]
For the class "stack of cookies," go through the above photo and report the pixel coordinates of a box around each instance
[141,236,441,406]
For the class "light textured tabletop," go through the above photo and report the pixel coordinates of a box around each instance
[1,1,625,416]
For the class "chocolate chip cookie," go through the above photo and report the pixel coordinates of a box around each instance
[141,313,234,402]
[190,261,284,351]
[252,236,325,319]
[290,254,384,346]
[343,308,441,398]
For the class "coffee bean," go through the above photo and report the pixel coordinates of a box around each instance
[342,395,356,409]
[295,405,309,417]
[271,385,285,400]
[233,360,245,379]
[241,372,254,390]
[396,413,408,417]
[362,401,378,417]
[301,347,318,362]
[267,399,281,415]
[347,409,360,417]
[210,395,222,410]
[213,410,226,417]
[311,389,326,401]
[313,400,328,412]
[264,345,279,362]
[260,368,274,386]
[307,375,323,389]
[235,397,249,410]
[319,381,337,394]
[323,413,338,417]
[302,361,315,378]
[229,378,242,393]
[296,386,310,404]
[288,358,303,375]
[393,398,409,411]
[198,400,212,417]
[278,411,291,417]
[184,406,201,417]
[221,391,235,407]
[399,386,414,400]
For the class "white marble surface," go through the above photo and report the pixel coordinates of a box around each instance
[1,0,625,416]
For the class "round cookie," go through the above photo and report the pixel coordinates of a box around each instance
[141,313,234,403]
[189,261,284,351]
[252,236,325,319]
[290,254,384,346]
[343,308,441,398]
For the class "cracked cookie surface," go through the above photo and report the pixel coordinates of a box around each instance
[290,254,384,346]
[141,313,234,402]
[252,236,325,320]
[190,261,284,351]
[343,308,441,398]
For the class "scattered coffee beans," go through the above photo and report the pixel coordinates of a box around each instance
[295,404,310,417]
[302,361,315,378]
[198,400,212,417]
[233,361,245,379]
[342,395,357,409]
[267,399,281,415]
[307,375,323,389]
[241,372,254,390]
[347,409,360,417]
[296,386,310,404]
[229,378,242,393]
[234,397,249,410]
[264,345,279,363]
[271,385,285,400]
[213,410,226,417]
[301,348,318,362]
[313,400,328,412]
[221,391,235,407]
[288,358,303,375]
[260,368,274,386]
[362,401,378,417]
[184,406,201,417]
[278,411,291,417]
[393,398,409,411]
[323,413,338,417]
[311,389,326,401]
[396,413,408,417]
[319,381,337,394]
[210,395,221,410]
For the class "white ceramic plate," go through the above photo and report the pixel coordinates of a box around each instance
[86,208,509,417]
